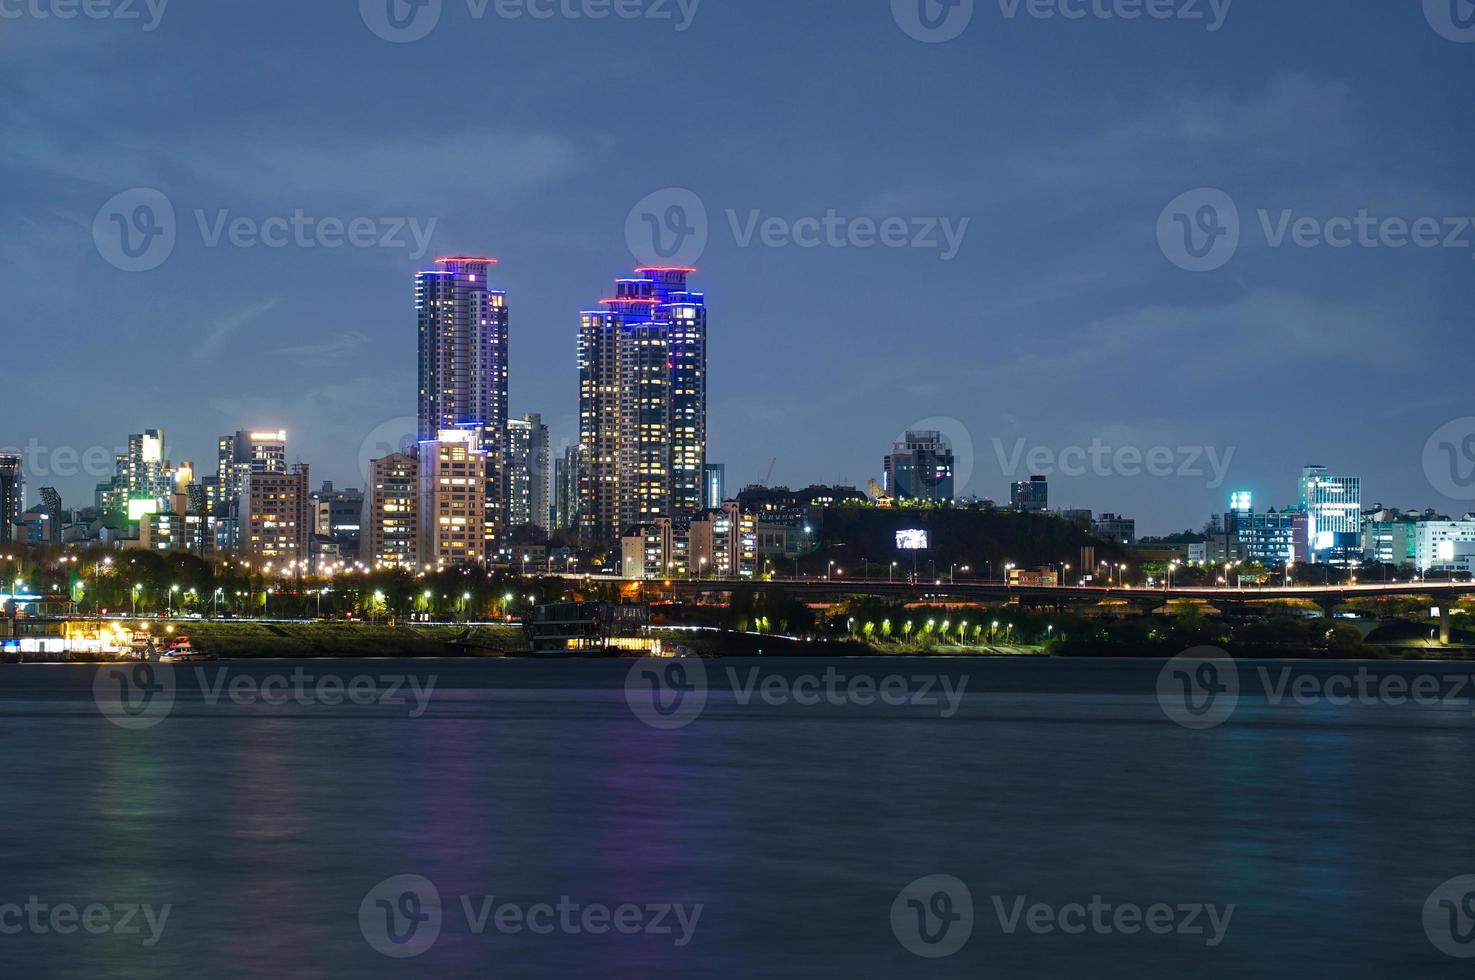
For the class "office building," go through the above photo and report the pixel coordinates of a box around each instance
[216,430,288,517]
[506,413,550,532]
[1299,465,1362,565]
[417,257,509,553]
[1222,491,1299,566]
[884,431,955,502]
[239,464,311,563]
[417,429,488,569]
[364,452,419,569]
[1012,476,1049,513]
[1093,513,1136,546]
[0,455,22,542]
[1413,517,1475,574]
[578,267,707,543]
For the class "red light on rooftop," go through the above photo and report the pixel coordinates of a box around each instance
[634,266,696,274]
[437,256,499,265]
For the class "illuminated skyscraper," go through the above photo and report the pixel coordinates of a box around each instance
[417,257,509,555]
[577,267,707,543]
[364,452,419,569]
[506,413,550,532]
[418,430,488,569]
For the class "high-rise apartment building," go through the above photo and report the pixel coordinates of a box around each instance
[578,267,707,543]
[506,413,550,532]
[554,444,581,531]
[238,463,311,564]
[417,257,509,555]
[418,430,488,569]
[364,452,419,569]
[884,431,955,502]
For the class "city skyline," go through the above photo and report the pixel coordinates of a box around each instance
[2,2,1473,533]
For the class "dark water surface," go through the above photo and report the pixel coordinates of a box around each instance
[1,656,1473,978]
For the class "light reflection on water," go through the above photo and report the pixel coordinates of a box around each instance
[0,657,1471,979]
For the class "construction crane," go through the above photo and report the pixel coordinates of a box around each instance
[760,458,777,487]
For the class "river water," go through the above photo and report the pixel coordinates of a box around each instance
[1,656,1472,978]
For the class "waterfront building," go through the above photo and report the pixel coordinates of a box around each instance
[417,429,488,569]
[1299,465,1362,565]
[506,413,550,532]
[1413,517,1475,574]
[578,267,707,543]
[417,257,509,554]
[238,463,311,563]
[363,452,418,569]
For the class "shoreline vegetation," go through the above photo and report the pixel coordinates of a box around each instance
[9,618,1471,662]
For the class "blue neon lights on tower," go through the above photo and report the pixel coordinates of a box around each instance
[577,267,707,543]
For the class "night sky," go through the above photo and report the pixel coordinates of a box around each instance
[2,0,1472,532]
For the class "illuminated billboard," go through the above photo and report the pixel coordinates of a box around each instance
[127,498,160,522]
[895,529,929,551]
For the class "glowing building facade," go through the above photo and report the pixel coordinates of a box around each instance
[578,268,707,543]
[417,257,509,557]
